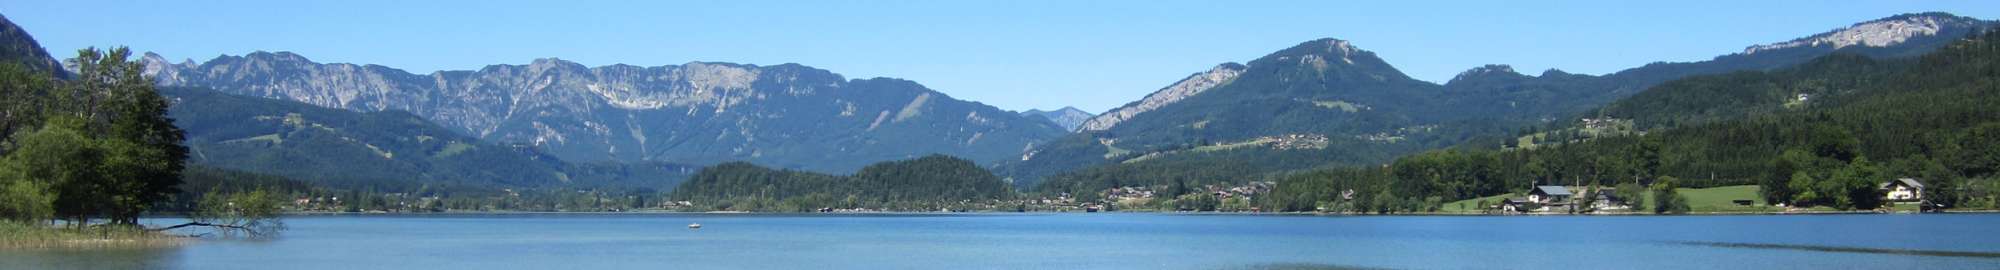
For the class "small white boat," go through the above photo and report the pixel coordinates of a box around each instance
[687,223,702,229]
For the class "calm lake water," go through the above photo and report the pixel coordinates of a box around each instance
[5,213,1999,269]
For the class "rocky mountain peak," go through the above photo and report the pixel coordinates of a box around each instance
[1744,12,1993,54]
[1447,64,1527,85]
[1271,38,1370,68]
[1021,106,1095,131]
[140,52,203,85]
[1078,62,1245,132]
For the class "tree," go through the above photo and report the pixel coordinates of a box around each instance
[1953,123,2000,178]
[0,63,53,147]
[1805,125,1860,163]
[102,61,187,224]
[1787,171,1819,207]
[1219,197,1250,212]
[1651,177,1688,214]
[1762,150,1814,205]
[1829,158,1884,210]
[0,163,54,223]
[158,188,285,238]
[4,117,112,227]
[1370,189,1397,214]
[1633,136,1662,184]
[0,47,188,226]
[1575,185,1598,213]
[1615,182,1646,211]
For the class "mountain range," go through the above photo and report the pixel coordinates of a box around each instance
[142,53,1068,172]
[1008,12,1996,188]
[3,11,1990,194]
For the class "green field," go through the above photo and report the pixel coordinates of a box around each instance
[1640,185,1779,213]
[1441,193,1517,213]
[433,142,477,158]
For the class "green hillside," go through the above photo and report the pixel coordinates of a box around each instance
[1263,30,2000,213]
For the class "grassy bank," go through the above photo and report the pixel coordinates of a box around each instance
[0,221,183,250]
[1442,193,1517,213]
[1670,185,1780,213]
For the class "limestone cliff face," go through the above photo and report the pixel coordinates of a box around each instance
[146,52,1066,172]
[1745,12,1991,54]
[1077,63,1243,132]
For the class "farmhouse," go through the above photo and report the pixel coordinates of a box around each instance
[1528,186,1572,204]
[1880,178,1924,202]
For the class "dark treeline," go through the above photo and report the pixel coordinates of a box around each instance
[1030,117,1519,202]
[1262,30,2000,213]
[668,155,1014,212]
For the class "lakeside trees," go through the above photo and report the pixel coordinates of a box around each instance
[0,47,188,227]
[669,155,1015,212]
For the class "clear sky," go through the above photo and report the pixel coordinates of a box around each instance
[2,1,1994,113]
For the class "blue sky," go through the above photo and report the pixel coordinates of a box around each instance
[3,1,1995,113]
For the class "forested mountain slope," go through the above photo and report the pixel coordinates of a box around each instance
[1264,29,2000,213]
[1010,13,1995,191]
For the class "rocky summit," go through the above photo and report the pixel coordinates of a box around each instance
[1021,106,1094,132]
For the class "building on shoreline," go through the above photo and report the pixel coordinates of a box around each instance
[1881,178,1924,202]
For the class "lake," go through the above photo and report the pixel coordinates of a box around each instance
[4,213,1998,269]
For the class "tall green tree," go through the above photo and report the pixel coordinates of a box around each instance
[1651,176,1689,214]
[0,47,187,225]
[4,117,111,226]
[0,63,52,146]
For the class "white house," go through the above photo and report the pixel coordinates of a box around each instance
[1880,178,1924,202]
[1527,186,1572,204]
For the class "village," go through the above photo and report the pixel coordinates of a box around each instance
[1481,177,1935,214]
[1023,176,1942,215]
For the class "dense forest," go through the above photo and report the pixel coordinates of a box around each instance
[1260,30,2000,213]
[668,155,1015,212]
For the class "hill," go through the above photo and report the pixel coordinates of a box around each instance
[1009,13,1996,192]
[1263,29,2000,212]
[0,14,62,78]
[667,155,1013,211]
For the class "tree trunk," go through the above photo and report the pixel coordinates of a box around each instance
[147,222,252,232]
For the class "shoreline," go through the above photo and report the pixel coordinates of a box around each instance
[0,222,188,251]
[231,208,2000,217]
